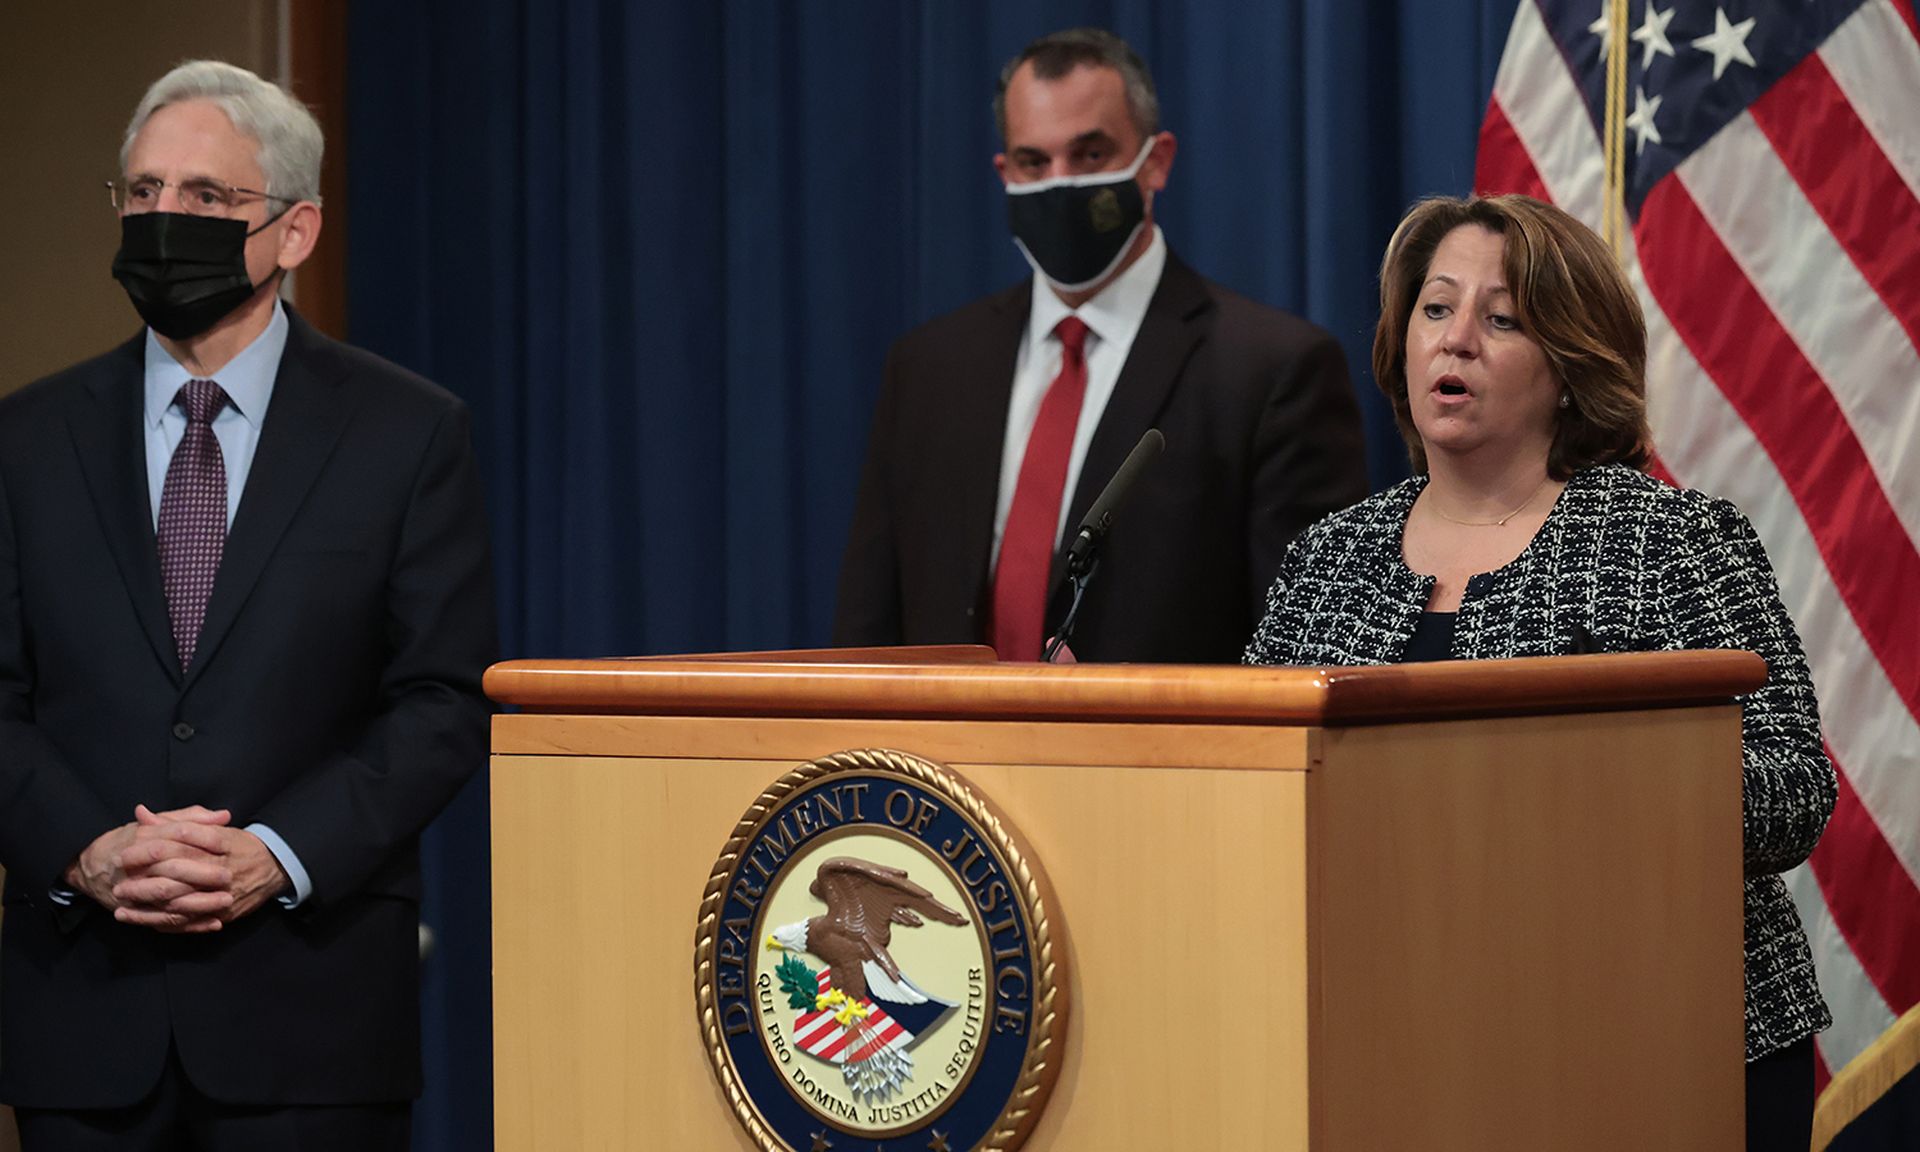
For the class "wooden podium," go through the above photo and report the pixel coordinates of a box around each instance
[487,647,1757,1151]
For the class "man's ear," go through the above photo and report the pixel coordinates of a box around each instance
[1140,131,1178,194]
[275,202,323,272]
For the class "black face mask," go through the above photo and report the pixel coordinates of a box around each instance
[1005,138,1154,293]
[111,211,272,341]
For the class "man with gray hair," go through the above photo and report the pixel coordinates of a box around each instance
[0,60,494,1149]
[835,27,1367,664]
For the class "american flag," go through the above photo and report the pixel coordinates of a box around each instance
[1475,0,1920,1129]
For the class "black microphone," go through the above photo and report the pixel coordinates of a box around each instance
[1065,428,1164,577]
[1044,429,1164,662]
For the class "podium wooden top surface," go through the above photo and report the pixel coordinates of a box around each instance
[484,645,1765,727]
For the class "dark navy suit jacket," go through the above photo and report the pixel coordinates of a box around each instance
[0,309,495,1108]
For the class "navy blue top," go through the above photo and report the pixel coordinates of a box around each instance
[1403,610,1457,662]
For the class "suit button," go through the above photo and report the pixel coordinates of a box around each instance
[172,722,195,741]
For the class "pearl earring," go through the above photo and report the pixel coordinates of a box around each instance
[1558,392,1571,409]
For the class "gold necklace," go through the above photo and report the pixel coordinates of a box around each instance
[1429,475,1551,527]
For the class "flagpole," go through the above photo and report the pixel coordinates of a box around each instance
[1603,0,1630,261]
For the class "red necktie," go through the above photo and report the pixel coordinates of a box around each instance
[992,316,1090,661]
[156,378,230,670]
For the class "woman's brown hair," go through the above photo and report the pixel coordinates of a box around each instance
[1372,194,1652,477]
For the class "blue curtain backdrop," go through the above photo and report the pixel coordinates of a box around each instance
[345,2,1515,1146]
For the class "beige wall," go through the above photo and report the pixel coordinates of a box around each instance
[0,7,284,1144]
[0,3,281,394]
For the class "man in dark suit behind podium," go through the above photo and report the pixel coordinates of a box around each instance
[0,61,494,1150]
[835,28,1368,664]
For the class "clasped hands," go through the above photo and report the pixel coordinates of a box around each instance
[63,804,290,933]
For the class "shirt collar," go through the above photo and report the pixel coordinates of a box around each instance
[144,298,289,430]
[1027,225,1168,349]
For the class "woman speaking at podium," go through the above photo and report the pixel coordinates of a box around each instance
[1243,194,1834,1152]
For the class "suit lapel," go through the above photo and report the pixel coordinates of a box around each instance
[1050,254,1211,591]
[67,335,181,684]
[951,281,1032,609]
[185,312,355,689]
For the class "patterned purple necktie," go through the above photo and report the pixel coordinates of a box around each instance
[157,379,230,670]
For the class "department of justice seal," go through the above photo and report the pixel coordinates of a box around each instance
[695,749,1067,1152]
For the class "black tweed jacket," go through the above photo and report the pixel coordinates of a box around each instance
[1244,464,1835,1060]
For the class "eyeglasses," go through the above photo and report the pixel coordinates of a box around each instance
[106,176,296,217]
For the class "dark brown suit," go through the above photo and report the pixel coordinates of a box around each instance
[835,253,1368,663]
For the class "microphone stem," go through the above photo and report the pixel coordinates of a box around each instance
[1044,557,1097,663]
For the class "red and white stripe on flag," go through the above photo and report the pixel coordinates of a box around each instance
[1475,0,1920,1097]
[791,969,911,1065]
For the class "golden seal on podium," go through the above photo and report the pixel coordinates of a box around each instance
[695,749,1067,1152]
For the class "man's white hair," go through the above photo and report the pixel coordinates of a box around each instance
[120,60,324,206]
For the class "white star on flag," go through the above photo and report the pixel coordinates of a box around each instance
[1691,7,1759,81]
[1626,85,1664,154]
[1633,4,1678,69]
[1587,4,1614,61]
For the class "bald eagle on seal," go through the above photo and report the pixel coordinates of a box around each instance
[767,857,968,1005]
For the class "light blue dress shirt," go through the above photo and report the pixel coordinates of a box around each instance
[139,300,312,907]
